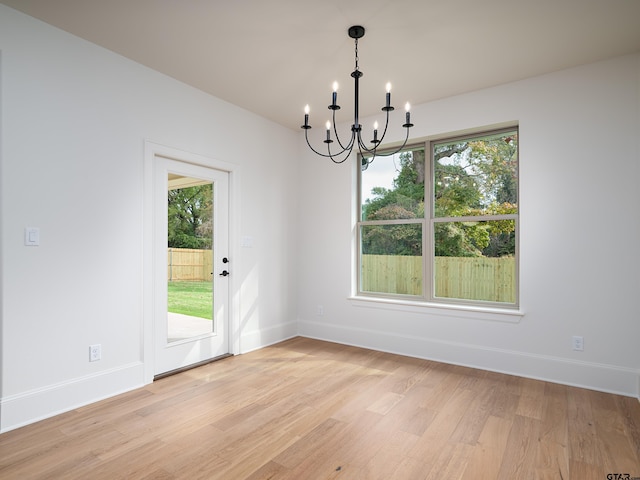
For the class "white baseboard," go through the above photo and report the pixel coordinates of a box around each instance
[3,324,635,434]
[298,320,640,398]
[239,321,298,354]
[0,362,145,433]
[0,319,298,433]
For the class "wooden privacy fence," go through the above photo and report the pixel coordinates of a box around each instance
[167,249,516,302]
[361,255,516,303]
[167,248,213,281]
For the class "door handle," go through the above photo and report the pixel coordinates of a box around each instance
[219,270,230,277]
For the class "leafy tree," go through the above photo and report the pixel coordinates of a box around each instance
[168,184,212,249]
[433,134,517,257]
[434,222,488,257]
[362,132,518,258]
[362,149,425,255]
[434,162,482,216]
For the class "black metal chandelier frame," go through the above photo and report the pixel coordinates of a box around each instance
[301,25,414,165]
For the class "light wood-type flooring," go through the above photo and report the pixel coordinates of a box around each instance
[1,337,639,479]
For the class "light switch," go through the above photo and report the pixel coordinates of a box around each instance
[241,235,254,248]
[25,227,40,246]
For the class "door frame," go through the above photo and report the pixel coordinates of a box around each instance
[143,141,240,384]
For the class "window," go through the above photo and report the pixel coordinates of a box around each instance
[358,127,518,308]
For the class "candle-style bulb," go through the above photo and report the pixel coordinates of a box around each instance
[326,121,331,131]
[302,104,310,128]
[404,102,411,125]
[385,83,392,108]
[331,82,338,108]
[386,82,392,93]
[405,102,411,112]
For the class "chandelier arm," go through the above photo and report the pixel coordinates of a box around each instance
[356,107,393,158]
[357,124,412,168]
[326,135,354,163]
[387,126,412,156]
[356,144,377,164]
[328,145,353,164]
[376,109,392,145]
[326,134,353,164]
[329,119,357,158]
[304,128,338,158]
[355,111,388,155]
[374,125,413,158]
[357,132,374,155]
[304,127,352,162]
[344,129,357,153]
[331,109,353,152]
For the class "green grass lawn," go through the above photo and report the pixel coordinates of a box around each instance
[167,281,213,319]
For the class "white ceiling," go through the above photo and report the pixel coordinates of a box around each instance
[2,0,640,130]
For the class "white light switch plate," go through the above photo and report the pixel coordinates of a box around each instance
[25,227,40,246]
[241,235,254,248]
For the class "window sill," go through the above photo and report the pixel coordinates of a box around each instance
[348,295,524,323]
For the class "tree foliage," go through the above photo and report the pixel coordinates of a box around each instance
[362,149,424,256]
[361,132,518,257]
[168,184,212,249]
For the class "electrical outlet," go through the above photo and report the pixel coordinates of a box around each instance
[316,305,324,316]
[572,336,584,351]
[89,344,101,362]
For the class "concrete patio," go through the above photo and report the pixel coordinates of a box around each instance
[167,312,212,342]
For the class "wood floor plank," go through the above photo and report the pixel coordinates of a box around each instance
[375,384,436,436]
[516,377,547,420]
[150,424,227,475]
[594,410,640,474]
[361,449,409,480]
[417,364,465,412]
[461,415,512,479]
[425,442,474,480]
[568,459,606,480]
[244,460,291,480]
[87,438,172,480]
[361,430,422,480]
[1,337,638,479]
[273,417,347,469]
[617,395,640,461]
[496,414,542,480]
[567,386,599,466]
[535,383,570,479]
[328,410,388,468]
[366,391,405,415]
[406,386,477,466]
[388,457,431,480]
[449,377,500,445]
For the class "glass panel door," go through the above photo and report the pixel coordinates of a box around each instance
[154,157,229,376]
[167,175,214,342]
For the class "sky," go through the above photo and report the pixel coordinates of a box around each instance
[360,151,404,205]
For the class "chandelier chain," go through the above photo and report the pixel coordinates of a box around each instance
[354,38,359,71]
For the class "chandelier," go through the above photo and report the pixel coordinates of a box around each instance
[301,25,414,165]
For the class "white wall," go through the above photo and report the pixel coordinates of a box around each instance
[0,5,298,432]
[297,53,640,397]
[1,4,638,434]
